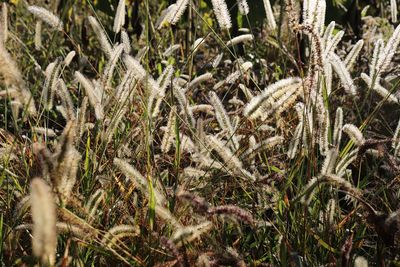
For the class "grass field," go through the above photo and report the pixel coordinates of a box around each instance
[0,0,400,266]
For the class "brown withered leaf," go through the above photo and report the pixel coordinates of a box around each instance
[367,210,400,247]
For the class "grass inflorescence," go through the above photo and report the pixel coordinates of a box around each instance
[1,0,400,265]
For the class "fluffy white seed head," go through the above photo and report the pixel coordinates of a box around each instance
[391,0,398,23]
[325,30,344,56]
[188,72,213,89]
[28,6,63,31]
[113,0,126,33]
[75,71,104,120]
[88,16,113,58]
[360,73,398,103]
[263,0,277,29]
[321,148,338,175]
[0,3,8,43]
[172,221,213,247]
[161,106,177,153]
[34,21,42,51]
[243,77,301,119]
[354,256,368,267]
[64,51,76,66]
[369,39,384,80]
[226,34,254,47]
[329,52,357,95]
[333,107,343,147]
[113,158,166,205]
[206,135,252,179]
[344,40,364,71]
[30,178,57,266]
[342,124,365,146]
[322,21,335,48]
[237,0,249,15]
[208,91,239,149]
[191,38,206,54]
[380,24,400,74]
[167,0,189,25]
[393,117,400,153]
[121,30,131,54]
[163,44,181,57]
[211,0,232,29]
[288,122,303,159]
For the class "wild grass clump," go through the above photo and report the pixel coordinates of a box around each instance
[1,0,400,265]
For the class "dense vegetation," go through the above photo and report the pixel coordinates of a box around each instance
[0,0,400,266]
